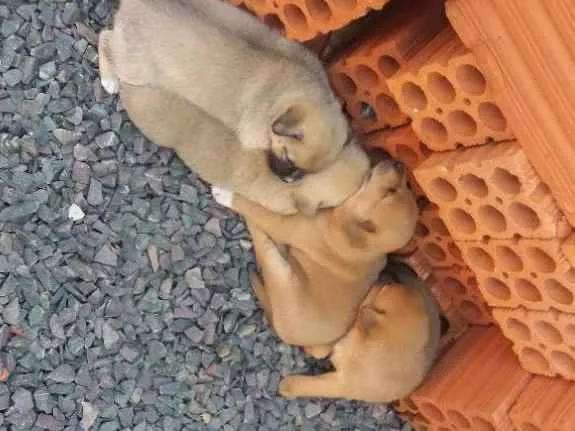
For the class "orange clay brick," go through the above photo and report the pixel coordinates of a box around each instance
[386,24,514,151]
[562,232,575,269]
[362,125,430,197]
[394,308,468,431]
[446,0,575,230]
[328,0,445,132]
[437,306,468,357]
[433,266,492,326]
[493,308,575,381]
[458,237,575,313]
[230,0,393,42]
[363,126,430,171]
[509,375,575,431]
[403,247,434,282]
[412,207,465,269]
[414,141,569,241]
[411,326,532,431]
[394,397,432,430]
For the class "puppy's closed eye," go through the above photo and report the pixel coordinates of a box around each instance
[267,150,306,183]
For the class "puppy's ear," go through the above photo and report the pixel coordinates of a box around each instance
[272,106,305,141]
[358,306,385,336]
[343,218,377,249]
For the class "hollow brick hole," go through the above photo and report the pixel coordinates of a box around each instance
[456,64,486,96]
[305,0,332,22]
[521,347,550,371]
[283,4,309,31]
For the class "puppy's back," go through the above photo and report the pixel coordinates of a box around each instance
[170,0,328,80]
[387,261,442,372]
[119,83,246,185]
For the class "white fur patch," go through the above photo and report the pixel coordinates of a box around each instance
[101,77,119,94]
[211,185,234,208]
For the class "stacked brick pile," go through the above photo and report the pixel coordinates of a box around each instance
[226,0,393,41]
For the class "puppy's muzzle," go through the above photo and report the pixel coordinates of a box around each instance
[267,151,306,183]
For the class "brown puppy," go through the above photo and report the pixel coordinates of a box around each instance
[119,83,369,215]
[212,160,418,346]
[98,0,350,182]
[278,262,443,403]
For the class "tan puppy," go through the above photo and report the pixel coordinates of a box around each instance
[98,0,350,182]
[212,159,418,345]
[278,262,443,403]
[119,83,369,215]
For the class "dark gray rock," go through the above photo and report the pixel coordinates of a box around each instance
[95,131,119,149]
[12,388,34,412]
[0,97,16,113]
[38,61,56,80]
[87,178,104,206]
[47,364,75,384]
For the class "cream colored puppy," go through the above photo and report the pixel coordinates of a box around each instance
[279,262,443,403]
[98,0,350,182]
[120,83,369,215]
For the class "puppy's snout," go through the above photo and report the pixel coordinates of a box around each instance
[267,151,306,183]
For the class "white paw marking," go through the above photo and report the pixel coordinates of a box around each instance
[101,77,119,94]
[212,185,234,208]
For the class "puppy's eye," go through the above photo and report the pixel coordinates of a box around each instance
[267,150,307,183]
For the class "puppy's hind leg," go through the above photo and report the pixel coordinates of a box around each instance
[98,30,120,94]
[279,372,344,400]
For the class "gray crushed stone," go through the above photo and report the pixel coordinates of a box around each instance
[0,0,407,429]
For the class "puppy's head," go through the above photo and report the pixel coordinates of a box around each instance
[268,100,350,183]
[291,139,370,215]
[358,283,430,340]
[340,159,418,251]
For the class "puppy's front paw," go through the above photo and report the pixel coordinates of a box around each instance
[100,76,119,94]
[278,377,297,399]
[211,185,234,208]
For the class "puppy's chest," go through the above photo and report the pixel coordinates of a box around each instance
[290,246,362,283]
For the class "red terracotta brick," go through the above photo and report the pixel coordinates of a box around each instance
[363,126,430,172]
[327,0,445,132]
[493,307,575,380]
[509,375,575,431]
[414,141,569,241]
[458,237,575,313]
[412,207,465,269]
[411,326,531,430]
[562,232,575,269]
[362,126,429,197]
[387,25,513,151]
[229,0,392,42]
[446,0,575,227]
[433,266,492,326]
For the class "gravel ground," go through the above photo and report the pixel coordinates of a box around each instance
[0,1,407,429]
